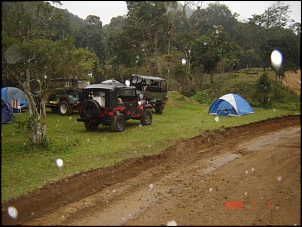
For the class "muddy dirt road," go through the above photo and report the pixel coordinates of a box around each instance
[2,115,301,226]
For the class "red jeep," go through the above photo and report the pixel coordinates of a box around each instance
[77,80,153,132]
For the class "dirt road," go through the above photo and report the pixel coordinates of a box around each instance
[2,115,301,226]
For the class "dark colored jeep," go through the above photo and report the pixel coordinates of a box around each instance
[76,80,153,132]
[45,88,80,116]
[130,74,168,114]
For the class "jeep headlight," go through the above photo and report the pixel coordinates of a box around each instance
[138,100,146,106]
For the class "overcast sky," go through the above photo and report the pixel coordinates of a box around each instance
[54,1,301,26]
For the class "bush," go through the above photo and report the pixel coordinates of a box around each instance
[191,89,213,104]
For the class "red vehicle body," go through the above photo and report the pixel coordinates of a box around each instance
[77,80,153,132]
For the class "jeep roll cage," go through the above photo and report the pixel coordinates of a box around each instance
[130,74,167,91]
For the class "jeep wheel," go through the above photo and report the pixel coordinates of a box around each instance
[155,103,164,114]
[140,109,152,125]
[84,121,99,131]
[83,100,101,118]
[58,101,72,116]
[110,114,126,132]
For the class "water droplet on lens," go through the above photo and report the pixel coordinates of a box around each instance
[7,207,18,219]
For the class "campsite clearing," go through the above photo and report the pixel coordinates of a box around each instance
[2,115,300,226]
[1,70,301,225]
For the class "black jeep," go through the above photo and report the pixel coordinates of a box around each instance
[77,80,153,132]
[46,87,80,116]
[129,74,168,114]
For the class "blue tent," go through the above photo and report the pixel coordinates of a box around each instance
[209,93,254,116]
[1,100,14,123]
[1,87,27,110]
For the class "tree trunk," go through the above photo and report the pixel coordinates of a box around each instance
[20,69,47,146]
[275,71,278,82]
[210,72,214,84]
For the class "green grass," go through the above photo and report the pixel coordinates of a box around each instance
[188,70,300,112]
[1,90,300,203]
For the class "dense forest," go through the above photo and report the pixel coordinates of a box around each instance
[3,1,301,87]
[2,1,300,146]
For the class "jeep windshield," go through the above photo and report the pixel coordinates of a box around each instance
[130,74,167,91]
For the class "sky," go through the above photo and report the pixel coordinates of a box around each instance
[53,1,301,26]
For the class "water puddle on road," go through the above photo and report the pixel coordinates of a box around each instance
[237,127,300,151]
[202,153,242,175]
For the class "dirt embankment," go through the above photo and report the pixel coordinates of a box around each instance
[283,69,301,96]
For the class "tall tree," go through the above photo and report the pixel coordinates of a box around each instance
[191,25,233,84]
[2,2,98,146]
[250,1,294,30]
[199,2,239,39]
[125,1,172,75]
[74,15,105,66]
[2,2,61,146]
[170,1,205,88]
[235,21,263,68]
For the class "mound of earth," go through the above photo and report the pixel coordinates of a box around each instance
[2,115,300,226]
[283,69,301,96]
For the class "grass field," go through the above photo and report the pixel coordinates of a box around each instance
[1,89,299,203]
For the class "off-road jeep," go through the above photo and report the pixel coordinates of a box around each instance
[46,87,81,116]
[76,80,153,132]
[130,74,168,114]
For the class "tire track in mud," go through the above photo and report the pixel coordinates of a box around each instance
[27,152,241,225]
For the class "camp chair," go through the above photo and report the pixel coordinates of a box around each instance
[11,99,21,114]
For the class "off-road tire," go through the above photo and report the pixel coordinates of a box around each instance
[110,114,126,132]
[84,121,99,131]
[140,109,152,125]
[58,101,72,116]
[83,100,101,118]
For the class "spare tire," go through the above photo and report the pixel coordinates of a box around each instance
[83,100,101,118]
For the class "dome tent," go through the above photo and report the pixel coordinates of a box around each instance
[1,87,27,110]
[209,93,254,116]
[1,99,14,123]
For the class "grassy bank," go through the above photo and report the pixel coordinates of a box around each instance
[1,90,300,203]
